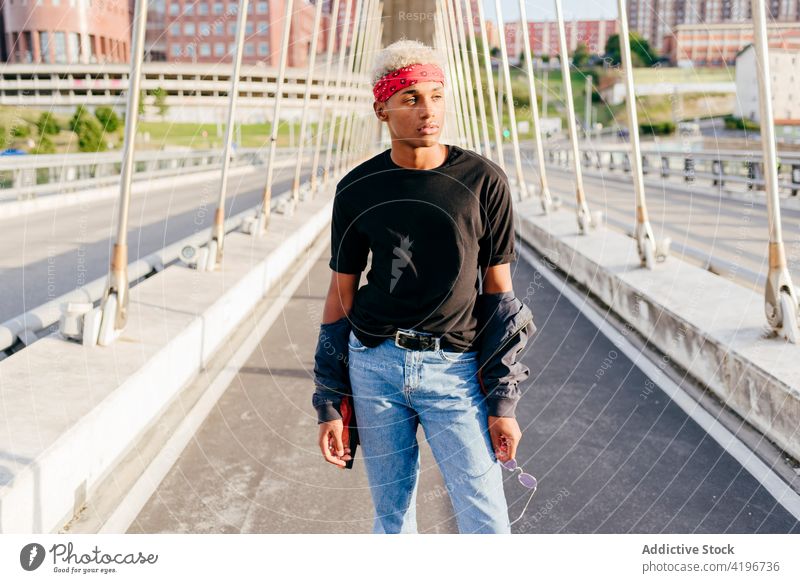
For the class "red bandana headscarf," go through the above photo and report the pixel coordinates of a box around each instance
[373,63,445,103]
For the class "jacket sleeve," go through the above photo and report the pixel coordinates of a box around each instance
[476,290,537,418]
[311,316,352,424]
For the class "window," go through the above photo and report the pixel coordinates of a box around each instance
[257,2,267,14]
[171,43,182,57]
[227,2,236,14]
[200,43,211,56]
[200,23,210,36]
[228,42,235,55]
[246,22,254,35]
[184,22,195,36]
[169,3,179,15]
[184,3,194,15]
[244,43,254,56]
[213,2,223,15]
[228,22,236,35]
[68,31,80,62]
[258,22,268,35]
[214,42,225,56]
[40,31,51,63]
[198,2,208,15]
[186,43,196,58]
[170,23,180,35]
[22,30,32,63]
[214,22,223,35]
[258,42,268,56]
[54,31,67,64]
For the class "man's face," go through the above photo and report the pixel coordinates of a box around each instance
[374,81,445,148]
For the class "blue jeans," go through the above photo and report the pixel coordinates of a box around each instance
[347,329,511,534]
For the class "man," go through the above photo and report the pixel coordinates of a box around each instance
[312,40,536,534]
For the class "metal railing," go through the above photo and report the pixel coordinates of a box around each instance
[0,147,300,202]
[0,183,304,356]
[543,145,800,197]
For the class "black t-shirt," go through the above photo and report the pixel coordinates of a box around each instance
[328,144,517,351]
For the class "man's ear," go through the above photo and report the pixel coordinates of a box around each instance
[373,100,388,122]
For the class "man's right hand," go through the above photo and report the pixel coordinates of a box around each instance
[318,419,352,469]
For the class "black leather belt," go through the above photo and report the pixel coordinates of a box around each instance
[394,328,441,351]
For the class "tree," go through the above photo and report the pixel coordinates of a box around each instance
[604,33,659,67]
[95,106,121,132]
[69,105,90,132]
[76,117,106,152]
[69,105,106,152]
[36,112,60,136]
[151,86,169,118]
[572,42,590,68]
[11,123,30,138]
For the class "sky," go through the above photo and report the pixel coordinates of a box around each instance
[482,0,619,22]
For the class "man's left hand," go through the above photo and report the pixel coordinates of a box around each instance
[488,415,522,463]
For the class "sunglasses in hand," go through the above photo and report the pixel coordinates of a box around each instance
[500,458,538,527]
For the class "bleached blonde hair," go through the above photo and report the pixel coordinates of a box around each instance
[370,39,447,86]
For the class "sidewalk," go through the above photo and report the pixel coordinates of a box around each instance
[124,239,459,534]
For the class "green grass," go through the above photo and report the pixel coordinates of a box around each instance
[2,66,736,154]
[1,105,326,154]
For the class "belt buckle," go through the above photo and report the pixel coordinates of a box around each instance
[395,329,440,351]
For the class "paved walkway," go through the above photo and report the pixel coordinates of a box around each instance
[126,233,800,534]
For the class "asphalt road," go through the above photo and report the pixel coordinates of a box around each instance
[0,156,314,324]
[515,144,800,294]
[124,237,800,534]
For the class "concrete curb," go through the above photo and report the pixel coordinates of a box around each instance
[0,188,335,533]
[514,198,800,463]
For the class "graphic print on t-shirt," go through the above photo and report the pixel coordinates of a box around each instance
[388,227,417,293]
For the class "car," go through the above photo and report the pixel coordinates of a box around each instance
[0,148,27,156]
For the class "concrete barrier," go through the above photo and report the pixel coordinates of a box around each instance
[515,198,800,462]
[0,188,334,533]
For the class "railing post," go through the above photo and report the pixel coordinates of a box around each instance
[712,159,724,187]
[684,156,695,183]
